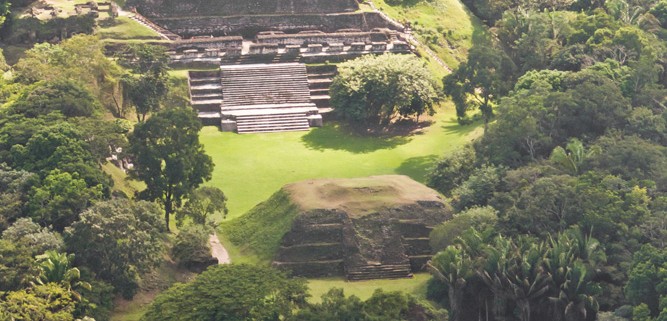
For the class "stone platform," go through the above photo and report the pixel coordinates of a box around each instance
[188,63,323,133]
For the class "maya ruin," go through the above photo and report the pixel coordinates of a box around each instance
[129,0,413,133]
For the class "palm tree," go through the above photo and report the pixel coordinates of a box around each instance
[480,237,552,321]
[428,246,474,321]
[33,251,91,301]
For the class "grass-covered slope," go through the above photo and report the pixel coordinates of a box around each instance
[221,189,301,262]
[373,0,483,69]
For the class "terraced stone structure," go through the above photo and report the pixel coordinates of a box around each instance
[130,0,395,37]
[270,175,452,280]
[131,0,411,132]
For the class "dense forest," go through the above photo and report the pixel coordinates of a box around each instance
[428,0,667,320]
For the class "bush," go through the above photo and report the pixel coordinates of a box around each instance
[330,54,439,127]
[171,225,213,268]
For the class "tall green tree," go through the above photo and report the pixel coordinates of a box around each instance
[65,199,164,298]
[443,43,515,130]
[128,108,213,231]
[118,44,170,122]
[330,54,439,127]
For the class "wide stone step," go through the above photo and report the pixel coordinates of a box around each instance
[192,92,223,98]
[189,76,220,83]
[347,272,413,281]
[237,125,310,134]
[238,119,308,128]
[307,72,336,78]
[192,99,223,105]
[310,88,329,95]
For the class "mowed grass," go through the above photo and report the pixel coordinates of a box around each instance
[307,273,432,303]
[201,103,482,222]
[373,0,483,69]
[97,17,162,40]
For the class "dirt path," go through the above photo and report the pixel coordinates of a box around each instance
[209,234,231,264]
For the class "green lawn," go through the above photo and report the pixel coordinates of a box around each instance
[373,0,483,69]
[97,16,163,40]
[307,273,432,303]
[201,103,481,222]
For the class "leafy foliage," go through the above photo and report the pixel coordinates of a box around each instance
[65,199,164,298]
[141,264,308,321]
[128,108,213,231]
[330,54,439,126]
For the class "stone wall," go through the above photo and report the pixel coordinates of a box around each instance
[152,12,401,38]
[256,31,388,46]
[172,36,243,51]
[133,0,358,17]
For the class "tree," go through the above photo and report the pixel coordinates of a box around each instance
[0,283,76,321]
[65,199,164,298]
[0,239,37,291]
[33,251,91,302]
[118,44,170,122]
[549,138,599,175]
[427,145,477,196]
[128,108,214,231]
[171,225,213,268]
[330,54,439,127]
[450,165,505,211]
[443,43,515,130]
[2,218,64,255]
[175,186,227,227]
[429,206,497,252]
[26,169,103,232]
[0,167,38,232]
[428,246,474,321]
[8,80,101,118]
[13,35,122,109]
[480,237,551,321]
[141,264,308,321]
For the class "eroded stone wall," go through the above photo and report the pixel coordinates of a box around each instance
[152,12,400,38]
[133,0,358,18]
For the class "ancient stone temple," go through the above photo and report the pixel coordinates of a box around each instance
[130,0,412,133]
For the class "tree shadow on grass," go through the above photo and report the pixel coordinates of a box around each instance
[441,119,482,137]
[395,154,440,182]
[301,123,415,154]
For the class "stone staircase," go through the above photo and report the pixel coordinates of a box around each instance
[306,65,336,109]
[234,109,311,134]
[347,263,413,281]
[221,63,311,106]
[189,70,223,125]
[220,63,321,133]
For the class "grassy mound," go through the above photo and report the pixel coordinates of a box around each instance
[220,188,301,262]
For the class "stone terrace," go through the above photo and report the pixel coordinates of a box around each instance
[218,63,322,134]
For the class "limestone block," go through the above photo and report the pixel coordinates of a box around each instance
[285,45,301,54]
[328,43,343,52]
[307,114,323,127]
[350,42,365,51]
[371,42,387,52]
[204,48,219,57]
[220,119,238,132]
[307,44,323,53]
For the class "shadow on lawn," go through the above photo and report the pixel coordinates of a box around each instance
[301,123,414,154]
[395,154,440,182]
